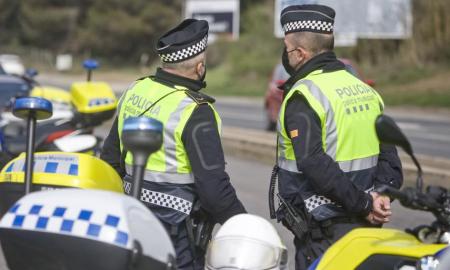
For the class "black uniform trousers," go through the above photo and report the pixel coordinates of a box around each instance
[162,221,204,270]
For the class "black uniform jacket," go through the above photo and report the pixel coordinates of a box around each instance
[101,68,246,224]
[280,52,403,217]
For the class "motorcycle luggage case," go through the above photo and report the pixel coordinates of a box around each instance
[31,86,72,108]
[70,81,117,127]
[0,152,123,215]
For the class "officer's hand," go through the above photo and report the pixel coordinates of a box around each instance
[365,212,380,225]
[368,192,392,224]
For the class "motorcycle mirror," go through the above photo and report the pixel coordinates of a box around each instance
[25,68,38,78]
[83,59,99,82]
[121,117,163,199]
[13,97,53,194]
[375,114,423,191]
[375,114,412,155]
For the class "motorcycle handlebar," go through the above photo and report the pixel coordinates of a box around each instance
[377,185,443,212]
[377,185,411,204]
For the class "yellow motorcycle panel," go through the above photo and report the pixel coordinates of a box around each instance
[0,152,123,193]
[314,228,446,269]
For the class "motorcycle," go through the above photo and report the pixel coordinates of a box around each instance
[308,115,450,270]
[0,96,176,270]
[0,59,117,169]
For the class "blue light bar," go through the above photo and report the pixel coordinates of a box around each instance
[123,117,163,133]
[13,97,53,120]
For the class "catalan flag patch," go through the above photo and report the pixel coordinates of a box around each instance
[290,129,299,138]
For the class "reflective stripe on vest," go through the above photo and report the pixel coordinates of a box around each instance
[277,79,337,163]
[278,155,378,173]
[125,164,194,184]
[162,96,196,176]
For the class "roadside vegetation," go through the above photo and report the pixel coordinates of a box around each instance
[0,0,449,107]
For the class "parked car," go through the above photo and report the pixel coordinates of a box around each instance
[0,54,25,76]
[264,59,375,131]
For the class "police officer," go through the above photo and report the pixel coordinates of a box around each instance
[272,5,403,269]
[101,19,246,269]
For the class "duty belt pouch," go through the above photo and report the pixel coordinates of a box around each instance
[276,194,309,240]
[268,167,309,240]
[186,200,214,253]
[269,134,309,240]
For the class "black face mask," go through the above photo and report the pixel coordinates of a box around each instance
[282,47,296,76]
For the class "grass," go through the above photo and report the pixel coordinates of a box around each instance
[375,67,450,108]
[204,63,269,97]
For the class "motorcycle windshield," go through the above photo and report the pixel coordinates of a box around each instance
[205,237,286,270]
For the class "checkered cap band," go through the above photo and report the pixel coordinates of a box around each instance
[304,195,335,212]
[140,188,192,215]
[283,20,333,33]
[159,36,208,63]
[0,203,130,248]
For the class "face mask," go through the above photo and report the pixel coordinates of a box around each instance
[281,47,296,76]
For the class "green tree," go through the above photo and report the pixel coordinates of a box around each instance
[75,0,182,63]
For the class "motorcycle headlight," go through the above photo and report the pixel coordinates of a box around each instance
[417,255,440,270]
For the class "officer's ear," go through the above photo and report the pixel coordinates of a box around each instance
[294,47,308,63]
[196,61,205,74]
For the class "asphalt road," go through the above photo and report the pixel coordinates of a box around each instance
[214,99,450,159]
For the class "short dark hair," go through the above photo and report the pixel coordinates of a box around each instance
[291,32,334,55]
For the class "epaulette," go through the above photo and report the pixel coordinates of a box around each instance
[136,75,150,81]
[185,90,216,104]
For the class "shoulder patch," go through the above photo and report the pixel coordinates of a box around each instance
[185,90,215,104]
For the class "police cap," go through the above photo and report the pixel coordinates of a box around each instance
[156,19,209,63]
[280,4,335,35]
